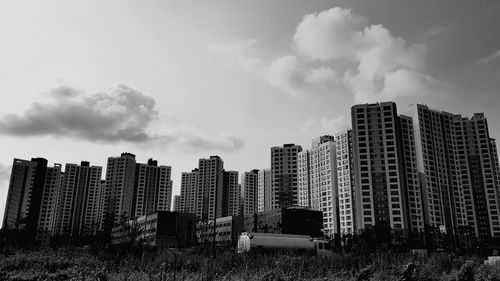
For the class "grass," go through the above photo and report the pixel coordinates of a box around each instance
[0,247,499,281]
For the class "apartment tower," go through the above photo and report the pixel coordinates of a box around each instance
[103,153,136,232]
[351,102,413,235]
[270,144,302,209]
[242,169,259,215]
[298,135,338,236]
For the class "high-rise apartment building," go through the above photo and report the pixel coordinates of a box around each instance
[196,156,224,220]
[36,164,62,244]
[412,104,500,238]
[53,162,103,237]
[257,168,271,212]
[132,158,172,218]
[271,144,302,209]
[298,136,338,236]
[103,153,136,232]
[173,195,181,212]
[335,130,357,235]
[223,170,240,217]
[2,158,48,239]
[242,169,259,215]
[352,102,413,234]
[3,158,40,230]
[179,169,199,214]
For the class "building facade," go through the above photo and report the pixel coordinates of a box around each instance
[179,169,199,214]
[335,130,357,235]
[257,168,271,212]
[242,170,259,215]
[103,153,136,232]
[351,102,412,235]
[223,170,240,217]
[271,144,302,209]
[132,158,172,218]
[298,136,339,236]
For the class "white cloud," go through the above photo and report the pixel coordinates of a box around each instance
[267,55,337,97]
[293,7,368,61]
[477,49,500,66]
[268,7,448,102]
[0,85,245,152]
[209,39,265,75]
[301,115,347,135]
[423,25,452,37]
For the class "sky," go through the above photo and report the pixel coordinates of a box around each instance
[1,0,500,222]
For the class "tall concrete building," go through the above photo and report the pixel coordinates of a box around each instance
[173,195,181,212]
[132,158,172,218]
[298,136,338,236]
[179,169,199,214]
[257,168,271,212]
[351,102,414,235]
[271,144,302,209]
[196,156,224,220]
[3,158,40,230]
[242,169,259,215]
[335,130,357,235]
[411,104,500,238]
[36,164,62,244]
[2,158,48,239]
[103,153,136,232]
[53,162,103,237]
[223,170,240,217]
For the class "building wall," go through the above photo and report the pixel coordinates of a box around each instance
[412,105,468,235]
[173,195,181,212]
[104,153,136,232]
[352,102,409,232]
[336,130,357,235]
[242,170,259,215]
[298,136,338,236]
[243,207,323,237]
[2,158,37,230]
[197,215,244,246]
[455,114,500,237]
[197,156,224,220]
[257,168,271,212]
[36,164,62,244]
[180,169,198,214]
[223,170,240,217]
[399,115,424,234]
[271,144,302,209]
[133,159,172,218]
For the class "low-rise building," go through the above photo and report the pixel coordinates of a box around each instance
[197,215,244,246]
[244,206,323,237]
[111,211,197,248]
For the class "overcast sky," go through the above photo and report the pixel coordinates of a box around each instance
[1,0,500,221]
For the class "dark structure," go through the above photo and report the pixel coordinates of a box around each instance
[197,215,244,246]
[244,207,323,237]
[111,211,197,248]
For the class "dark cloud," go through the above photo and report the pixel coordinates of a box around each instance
[0,85,245,151]
[0,84,156,142]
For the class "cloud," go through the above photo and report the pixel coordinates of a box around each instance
[0,162,10,189]
[267,55,337,97]
[0,84,157,142]
[301,115,347,135]
[209,39,265,75]
[265,7,448,102]
[477,49,500,66]
[0,85,245,152]
[423,25,452,37]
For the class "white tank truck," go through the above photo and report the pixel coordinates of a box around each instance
[236,232,332,256]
